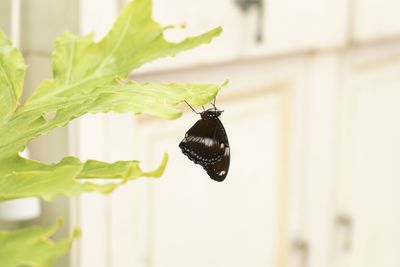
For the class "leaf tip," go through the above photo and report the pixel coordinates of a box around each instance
[72,228,82,239]
[215,26,223,35]
[146,152,169,178]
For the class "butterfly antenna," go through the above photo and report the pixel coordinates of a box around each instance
[202,106,206,111]
[213,97,216,111]
[184,100,200,114]
[211,102,218,111]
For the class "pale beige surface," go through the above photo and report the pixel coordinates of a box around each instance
[0,0,11,36]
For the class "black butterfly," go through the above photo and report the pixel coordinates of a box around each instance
[179,107,230,182]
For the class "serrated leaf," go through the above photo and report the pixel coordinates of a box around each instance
[26,0,222,105]
[0,81,224,160]
[0,30,26,125]
[0,0,225,265]
[0,0,224,215]
[0,153,167,201]
[88,81,225,119]
[0,220,80,267]
[0,0,223,160]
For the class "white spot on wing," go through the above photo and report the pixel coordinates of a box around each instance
[224,147,230,156]
[219,170,226,176]
[203,137,214,147]
[187,136,216,147]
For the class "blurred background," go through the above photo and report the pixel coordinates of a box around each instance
[1,0,400,266]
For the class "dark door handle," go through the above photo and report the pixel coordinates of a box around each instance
[234,0,265,43]
[292,239,309,267]
[335,214,353,252]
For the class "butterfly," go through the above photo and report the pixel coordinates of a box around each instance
[179,106,230,182]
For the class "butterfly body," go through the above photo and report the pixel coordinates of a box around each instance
[179,109,230,182]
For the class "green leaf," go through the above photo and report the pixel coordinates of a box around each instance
[0,0,225,197]
[0,153,168,201]
[0,0,226,264]
[25,0,222,105]
[0,0,225,265]
[0,30,26,125]
[87,81,226,119]
[0,220,80,267]
[0,81,224,160]
[0,0,223,160]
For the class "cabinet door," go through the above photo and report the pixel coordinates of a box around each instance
[138,0,245,72]
[352,0,400,42]
[126,0,348,72]
[138,96,283,267]
[244,0,348,56]
[334,43,400,267]
[92,58,312,267]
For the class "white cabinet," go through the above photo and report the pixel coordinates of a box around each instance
[107,58,312,267]
[245,0,348,56]
[13,0,400,266]
[352,0,400,42]
[149,0,245,67]
[333,43,400,267]
[139,96,282,267]
[137,0,349,72]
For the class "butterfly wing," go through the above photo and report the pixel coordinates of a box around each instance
[203,118,230,182]
[179,117,230,182]
[203,145,230,181]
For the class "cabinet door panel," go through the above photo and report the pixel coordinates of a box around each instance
[138,0,244,72]
[353,0,400,42]
[335,48,400,267]
[128,0,348,72]
[244,0,348,56]
[137,94,284,267]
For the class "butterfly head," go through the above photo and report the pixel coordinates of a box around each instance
[200,109,223,120]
